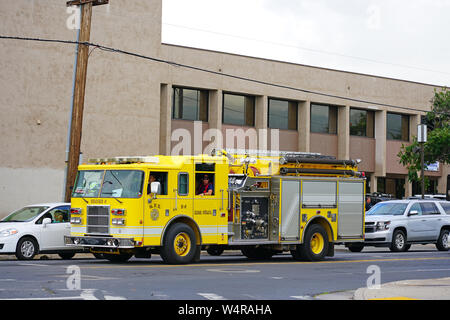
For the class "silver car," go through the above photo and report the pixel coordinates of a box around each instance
[347,199,450,252]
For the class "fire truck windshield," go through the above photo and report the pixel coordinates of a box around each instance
[72,170,145,198]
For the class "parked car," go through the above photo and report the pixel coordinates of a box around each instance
[0,203,84,260]
[347,199,450,253]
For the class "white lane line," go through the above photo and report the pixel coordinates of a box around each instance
[198,293,227,300]
[17,263,51,267]
[291,295,314,300]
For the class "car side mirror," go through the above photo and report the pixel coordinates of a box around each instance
[408,210,418,216]
[42,217,52,226]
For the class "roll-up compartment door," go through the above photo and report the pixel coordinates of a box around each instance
[338,181,364,239]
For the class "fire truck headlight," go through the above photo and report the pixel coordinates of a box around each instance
[70,217,82,224]
[112,218,126,226]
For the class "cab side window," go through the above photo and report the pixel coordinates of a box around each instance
[178,173,189,196]
[195,163,215,196]
[148,172,168,195]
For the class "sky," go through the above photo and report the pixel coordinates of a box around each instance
[161,0,450,87]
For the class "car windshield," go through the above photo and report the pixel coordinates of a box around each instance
[366,202,408,216]
[72,170,144,198]
[1,206,49,222]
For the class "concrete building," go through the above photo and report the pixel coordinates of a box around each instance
[0,0,447,217]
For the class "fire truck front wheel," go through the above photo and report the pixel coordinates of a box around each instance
[298,224,329,261]
[161,223,198,264]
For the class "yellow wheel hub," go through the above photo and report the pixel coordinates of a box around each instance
[174,232,191,257]
[310,232,324,254]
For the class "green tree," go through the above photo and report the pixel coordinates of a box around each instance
[398,88,450,185]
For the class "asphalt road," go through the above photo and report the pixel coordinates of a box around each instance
[0,245,449,300]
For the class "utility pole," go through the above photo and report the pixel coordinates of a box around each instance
[64,0,109,202]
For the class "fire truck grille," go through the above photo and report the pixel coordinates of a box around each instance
[87,206,110,234]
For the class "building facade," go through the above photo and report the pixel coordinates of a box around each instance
[0,0,447,217]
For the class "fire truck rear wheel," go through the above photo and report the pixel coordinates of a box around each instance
[300,224,329,261]
[161,223,197,264]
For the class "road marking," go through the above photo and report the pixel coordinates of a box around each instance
[291,295,314,300]
[80,256,450,270]
[369,297,419,300]
[206,268,260,273]
[17,263,51,267]
[198,293,227,300]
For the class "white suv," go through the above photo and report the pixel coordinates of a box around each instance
[347,199,450,252]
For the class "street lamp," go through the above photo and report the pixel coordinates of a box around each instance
[417,124,427,199]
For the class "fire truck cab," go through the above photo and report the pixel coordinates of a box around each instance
[65,150,365,264]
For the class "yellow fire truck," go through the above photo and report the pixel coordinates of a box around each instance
[65,149,366,264]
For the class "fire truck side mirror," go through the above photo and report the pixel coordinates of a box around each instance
[150,182,161,196]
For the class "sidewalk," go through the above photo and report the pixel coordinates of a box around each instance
[318,277,450,300]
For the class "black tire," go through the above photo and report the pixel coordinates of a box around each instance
[92,253,105,259]
[16,237,39,260]
[160,223,198,264]
[103,252,133,262]
[299,224,329,261]
[348,244,365,253]
[207,246,224,256]
[241,247,275,260]
[390,229,408,252]
[436,229,450,251]
[58,252,76,260]
[290,245,305,261]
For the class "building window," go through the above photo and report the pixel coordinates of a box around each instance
[222,93,255,126]
[350,108,374,138]
[268,98,297,130]
[310,104,337,134]
[387,112,409,141]
[172,87,208,122]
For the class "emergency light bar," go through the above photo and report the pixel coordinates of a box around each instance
[88,156,159,164]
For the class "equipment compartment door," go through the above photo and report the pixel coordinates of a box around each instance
[337,181,364,239]
[280,180,300,241]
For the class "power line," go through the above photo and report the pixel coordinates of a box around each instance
[163,22,450,77]
[0,35,444,115]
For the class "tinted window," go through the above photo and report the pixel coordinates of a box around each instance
[223,93,255,126]
[420,202,440,215]
[439,202,450,214]
[268,99,297,130]
[409,203,423,216]
[387,112,409,141]
[311,104,337,134]
[366,202,408,216]
[178,173,189,196]
[173,87,208,121]
[350,108,374,138]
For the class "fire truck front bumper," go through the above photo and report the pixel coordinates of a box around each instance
[65,236,136,249]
